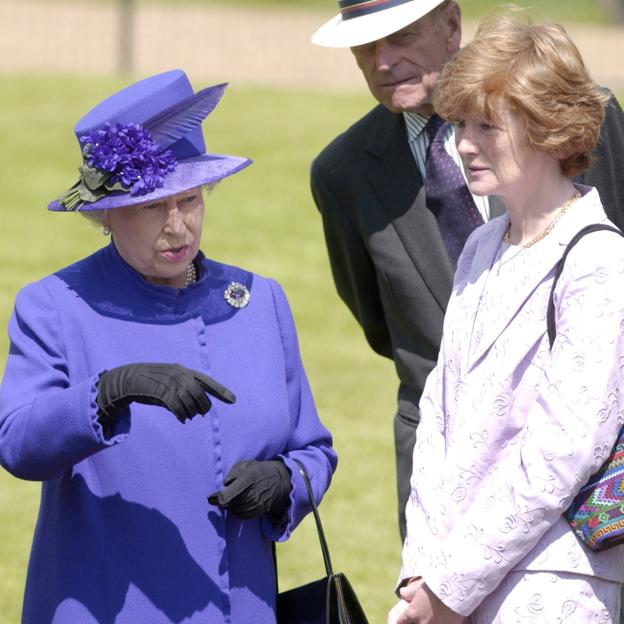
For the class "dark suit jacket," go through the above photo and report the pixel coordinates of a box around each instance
[311,95,624,424]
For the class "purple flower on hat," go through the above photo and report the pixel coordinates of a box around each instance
[55,122,177,211]
[80,122,176,197]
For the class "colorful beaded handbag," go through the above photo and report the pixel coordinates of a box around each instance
[547,223,624,551]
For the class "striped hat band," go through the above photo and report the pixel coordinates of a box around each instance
[312,0,444,48]
[338,0,415,20]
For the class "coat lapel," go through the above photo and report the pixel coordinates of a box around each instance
[467,186,608,368]
[365,110,454,311]
[452,216,509,366]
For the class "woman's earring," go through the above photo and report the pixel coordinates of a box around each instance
[103,225,111,236]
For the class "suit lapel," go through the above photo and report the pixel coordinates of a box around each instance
[365,110,454,311]
[453,216,509,367]
[467,187,608,368]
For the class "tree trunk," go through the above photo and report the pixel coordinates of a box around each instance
[600,0,624,22]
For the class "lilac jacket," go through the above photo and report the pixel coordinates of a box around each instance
[400,187,624,616]
[0,243,337,624]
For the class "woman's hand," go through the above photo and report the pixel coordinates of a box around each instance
[96,363,236,426]
[388,579,466,624]
[208,460,292,520]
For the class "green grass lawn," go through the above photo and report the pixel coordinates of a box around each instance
[0,74,399,623]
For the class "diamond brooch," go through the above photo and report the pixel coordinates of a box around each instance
[224,282,250,309]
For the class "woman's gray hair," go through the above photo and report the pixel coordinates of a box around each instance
[202,182,219,197]
[80,209,109,227]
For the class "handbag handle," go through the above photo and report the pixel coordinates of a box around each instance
[292,458,334,577]
[547,223,624,348]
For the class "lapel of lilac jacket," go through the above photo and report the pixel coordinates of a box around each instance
[455,187,609,371]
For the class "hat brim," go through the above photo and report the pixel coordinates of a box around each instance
[48,154,252,212]
[311,0,444,48]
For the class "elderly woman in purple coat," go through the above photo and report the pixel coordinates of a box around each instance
[0,70,337,624]
[389,12,624,624]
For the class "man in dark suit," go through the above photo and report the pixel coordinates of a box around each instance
[310,0,624,541]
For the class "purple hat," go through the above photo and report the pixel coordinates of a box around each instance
[49,70,252,212]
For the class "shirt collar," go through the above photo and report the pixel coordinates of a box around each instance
[403,112,430,143]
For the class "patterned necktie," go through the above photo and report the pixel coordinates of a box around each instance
[424,115,484,268]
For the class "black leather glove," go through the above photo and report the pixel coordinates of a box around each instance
[96,363,236,427]
[208,460,292,520]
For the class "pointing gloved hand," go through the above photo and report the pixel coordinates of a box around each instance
[96,363,236,427]
[208,460,292,520]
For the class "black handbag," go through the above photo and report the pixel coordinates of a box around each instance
[275,459,369,624]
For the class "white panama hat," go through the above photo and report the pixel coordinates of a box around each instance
[311,0,446,48]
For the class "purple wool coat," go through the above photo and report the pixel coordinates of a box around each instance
[0,243,337,624]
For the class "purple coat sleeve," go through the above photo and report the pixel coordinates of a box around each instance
[0,282,123,481]
[261,279,338,542]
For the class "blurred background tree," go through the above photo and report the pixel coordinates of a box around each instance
[601,0,624,20]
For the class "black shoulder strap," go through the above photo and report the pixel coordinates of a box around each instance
[547,223,624,348]
[292,459,334,577]
[272,460,334,593]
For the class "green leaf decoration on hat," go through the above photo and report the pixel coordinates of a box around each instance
[55,163,142,210]
[143,83,227,150]
[55,165,111,211]
[81,164,107,190]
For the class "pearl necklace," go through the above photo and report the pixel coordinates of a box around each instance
[185,261,197,287]
[503,191,581,248]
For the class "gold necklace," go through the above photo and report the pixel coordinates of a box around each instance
[496,191,582,276]
[503,191,581,248]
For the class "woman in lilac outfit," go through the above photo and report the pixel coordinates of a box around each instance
[0,70,337,624]
[390,12,623,624]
